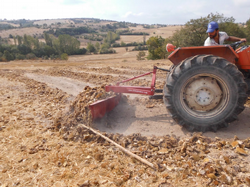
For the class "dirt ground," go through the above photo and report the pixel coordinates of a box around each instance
[1,48,250,186]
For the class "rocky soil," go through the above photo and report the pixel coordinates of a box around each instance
[1,57,250,187]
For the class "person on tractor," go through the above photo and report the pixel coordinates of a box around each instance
[204,21,247,46]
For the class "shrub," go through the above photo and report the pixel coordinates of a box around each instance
[15,54,26,60]
[75,48,87,55]
[112,43,121,47]
[137,51,146,60]
[42,55,49,60]
[121,41,126,47]
[3,50,14,61]
[99,48,116,54]
[50,54,59,60]
[132,45,148,51]
[61,53,69,60]
[26,53,37,60]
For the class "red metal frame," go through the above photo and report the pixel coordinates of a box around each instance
[89,66,159,120]
[105,66,158,96]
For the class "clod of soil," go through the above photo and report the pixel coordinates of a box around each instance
[53,85,117,140]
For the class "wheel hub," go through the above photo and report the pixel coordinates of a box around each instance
[184,77,222,112]
[195,87,213,106]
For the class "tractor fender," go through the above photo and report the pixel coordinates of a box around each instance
[168,45,239,65]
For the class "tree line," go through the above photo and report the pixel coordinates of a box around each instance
[85,31,120,54]
[45,26,96,37]
[0,24,14,31]
[0,33,87,61]
[0,30,121,61]
[117,29,149,35]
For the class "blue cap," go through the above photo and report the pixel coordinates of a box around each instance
[206,21,218,33]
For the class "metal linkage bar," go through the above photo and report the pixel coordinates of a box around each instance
[156,67,170,72]
[105,66,170,96]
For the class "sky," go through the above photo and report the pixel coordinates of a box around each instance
[0,0,250,25]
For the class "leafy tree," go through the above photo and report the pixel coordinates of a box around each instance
[146,36,167,60]
[121,41,126,47]
[143,34,146,45]
[18,44,31,55]
[56,34,80,55]
[33,38,40,50]
[23,34,31,48]
[22,35,38,49]
[99,42,116,54]
[3,50,14,61]
[10,46,19,54]
[15,54,25,60]
[169,13,246,47]
[100,42,109,50]
[95,42,100,51]
[104,31,120,44]
[245,18,250,44]
[0,44,7,53]
[16,35,23,45]
[44,33,53,47]
[86,42,96,53]
[13,36,17,46]
[44,45,56,56]
[32,42,46,58]
[75,48,87,55]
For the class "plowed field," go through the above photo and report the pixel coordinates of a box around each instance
[1,49,250,186]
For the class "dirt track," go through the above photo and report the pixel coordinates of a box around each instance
[1,51,250,186]
[21,71,250,139]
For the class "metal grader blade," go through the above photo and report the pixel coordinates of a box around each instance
[89,94,122,120]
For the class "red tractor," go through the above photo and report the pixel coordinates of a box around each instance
[164,41,249,132]
[90,41,250,132]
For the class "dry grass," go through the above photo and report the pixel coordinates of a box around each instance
[33,19,74,26]
[0,21,19,27]
[0,27,48,38]
[118,25,182,43]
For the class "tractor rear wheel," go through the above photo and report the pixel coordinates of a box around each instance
[163,55,248,132]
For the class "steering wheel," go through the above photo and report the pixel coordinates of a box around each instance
[229,41,245,50]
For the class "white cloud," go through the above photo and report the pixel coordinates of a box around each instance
[122,12,144,18]
[232,0,250,6]
[62,0,84,5]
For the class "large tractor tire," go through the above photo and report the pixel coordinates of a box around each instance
[163,55,248,132]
